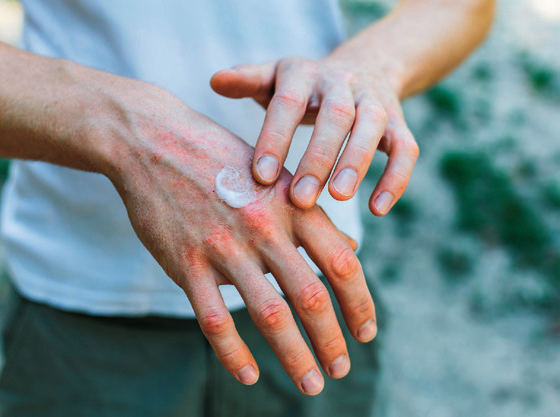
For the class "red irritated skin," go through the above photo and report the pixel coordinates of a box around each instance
[0,42,376,396]
[210,0,496,215]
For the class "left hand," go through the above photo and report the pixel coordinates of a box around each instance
[211,56,419,216]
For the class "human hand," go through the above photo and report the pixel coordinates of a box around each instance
[95,85,376,396]
[210,56,419,215]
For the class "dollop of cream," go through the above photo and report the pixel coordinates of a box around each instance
[215,166,263,208]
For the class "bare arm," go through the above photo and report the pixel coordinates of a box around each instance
[211,0,496,214]
[0,41,377,395]
[330,0,496,99]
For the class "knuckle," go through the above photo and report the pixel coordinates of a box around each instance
[182,248,207,275]
[360,103,388,125]
[306,142,336,171]
[391,170,411,189]
[323,98,355,129]
[203,229,233,250]
[202,228,235,258]
[284,348,309,370]
[262,129,289,146]
[328,245,360,282]
[216,345,244,364]
[255,299,292,332]
[349,142,374,166]
[241,205,279,241]
[273,89,306,110]
[350,296,372,317]
[406,140,420,160]
[199,311,231,337]
[297,282,330,314]
[322,334,346,353]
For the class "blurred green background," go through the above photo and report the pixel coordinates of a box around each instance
[0,0,559,416]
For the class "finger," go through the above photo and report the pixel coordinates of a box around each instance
[215,253,325,396]
[316,204,358,251]
[369,118,419,216]
[210,61,277,106]
[296,208,377,343]
[185,269,259,386]
[252,60,316,184]
[328,96,387,201]
[290,83,356,209]
[262,240,350,380]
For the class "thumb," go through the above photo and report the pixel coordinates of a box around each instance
[210,61,277,105]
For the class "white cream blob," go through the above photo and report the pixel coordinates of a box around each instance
[215,166,265,208]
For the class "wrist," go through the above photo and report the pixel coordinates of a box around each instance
[325,42,407,100]
[85,77,196,188]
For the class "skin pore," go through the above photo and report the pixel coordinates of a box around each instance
[0,0,495,396]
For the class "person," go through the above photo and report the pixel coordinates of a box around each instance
[0,0,495,415]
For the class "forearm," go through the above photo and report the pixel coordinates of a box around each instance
[329,0,496,99]
[0,41,163,177]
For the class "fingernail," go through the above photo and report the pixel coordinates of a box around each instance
[237,365,259,385]
[333,168,358,197]
[256,154,279,182]
[329,355,351,378]
[357,319,377,342]
[293,176,321,207]
[301,369,324,395]
[375,192,394,215]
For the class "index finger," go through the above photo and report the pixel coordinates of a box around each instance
[252,60,315,184]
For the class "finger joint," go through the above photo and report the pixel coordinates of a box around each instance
[297,282,330,315]
[323,98,355,130]
[199,311,232,337]
[255,299,292,333]
[273,89,306,111]
[328,246,360,282]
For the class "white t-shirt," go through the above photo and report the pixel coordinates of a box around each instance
[1,0,363,317]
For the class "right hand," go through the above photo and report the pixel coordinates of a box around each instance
[96,84,377,395]
[0,50,377,395]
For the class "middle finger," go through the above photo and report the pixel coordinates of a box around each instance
[290,82,356,208]
[216,252,325,396]
[262,239,350,380]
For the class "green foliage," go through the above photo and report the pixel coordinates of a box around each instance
[390,196,417,237]
[472,98,493,125]
[437,247,473,280]
[518,52,560,99]
[391,197,416,222]
[472,62,493,82]
[542,182,560,209]
[341,0,387,17]
[515,159,537,180]
[340,0,388,35]
[439,151,558,280]
[0,158,11,181]
[525,65,555,92]
[468,288,485,315]
[425,85,463,120]
[507,109,528,127]
[490,135,518,154]
[380,263,400,285]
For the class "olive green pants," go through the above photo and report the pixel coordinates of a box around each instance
[0,279,385,417]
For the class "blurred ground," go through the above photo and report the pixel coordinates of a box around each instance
[347,1,560,416]
[0,1,559,416]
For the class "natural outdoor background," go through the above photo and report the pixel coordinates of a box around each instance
[0,1,559,416]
